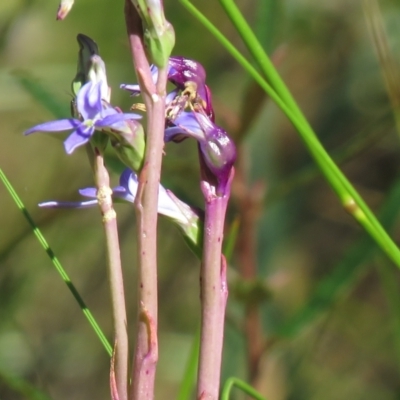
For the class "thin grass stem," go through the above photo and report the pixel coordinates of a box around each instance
[221,377,268,400]
[0,167,112,355]
[178,0,400,268]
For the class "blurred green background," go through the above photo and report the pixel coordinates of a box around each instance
[2,0,400,399]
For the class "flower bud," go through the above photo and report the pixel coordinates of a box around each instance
[108,119,145,172]
[165,110,236,195]
[56,0,74,20]
[71,34,110,103]
[131,0,175,67]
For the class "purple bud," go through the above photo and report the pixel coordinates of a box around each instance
[168,57,206,94]
[165,110,236,195]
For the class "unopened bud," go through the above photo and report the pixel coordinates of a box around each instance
[72,34,110,103]
[131,0,175,67]
[108,119,145,172]
[56,0,74,20]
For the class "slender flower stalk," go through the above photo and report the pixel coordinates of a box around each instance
[197,173,233,400]
[91,149,128,400]
[124,1,172,399]
[150,53,236,398]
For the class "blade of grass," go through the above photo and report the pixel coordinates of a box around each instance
[221,377,268,400]
[217,0,400,251]
[0,167,112,356]
[176,328,200,400]
[178,0,400,268]
[277,177,400,338]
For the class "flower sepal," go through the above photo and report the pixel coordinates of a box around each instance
[144,22,175,69]
[108,120,145,172]
[90,130,109,154]
[131,0,175,67]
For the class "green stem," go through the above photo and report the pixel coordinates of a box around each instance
[178,0,400,267]
[221,377,268,400]
[0,167,112,356]
[176,327,200,400]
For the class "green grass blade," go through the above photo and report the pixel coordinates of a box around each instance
[176,328,200,400]
[221,377,268,400]
[0,167,112,356]
[178,0,400,268]
[218,0,305,122]
[216,0,400,254]
[277,178,400,338]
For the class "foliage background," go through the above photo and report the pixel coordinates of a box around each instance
[2,0,400,399]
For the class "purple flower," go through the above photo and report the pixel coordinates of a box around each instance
[168,57,207,99]
[39,168,203,253]
[165,110,236,195]
[40,169,194,221]
[24,81,141,154]
[121,56,214,120]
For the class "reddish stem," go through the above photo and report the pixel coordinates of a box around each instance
[92,149,128,400]
[197,172,233,400]
[124,2,168,399]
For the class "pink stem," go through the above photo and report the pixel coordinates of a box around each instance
[197,171,233,400]
[92,149,128,400]
[124,2,168,399]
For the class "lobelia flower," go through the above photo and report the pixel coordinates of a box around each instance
[39,168,203,256]
[68,33,145,170]
[165,109,236,196]
[24,81,141,154]
[121,56,214,120]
